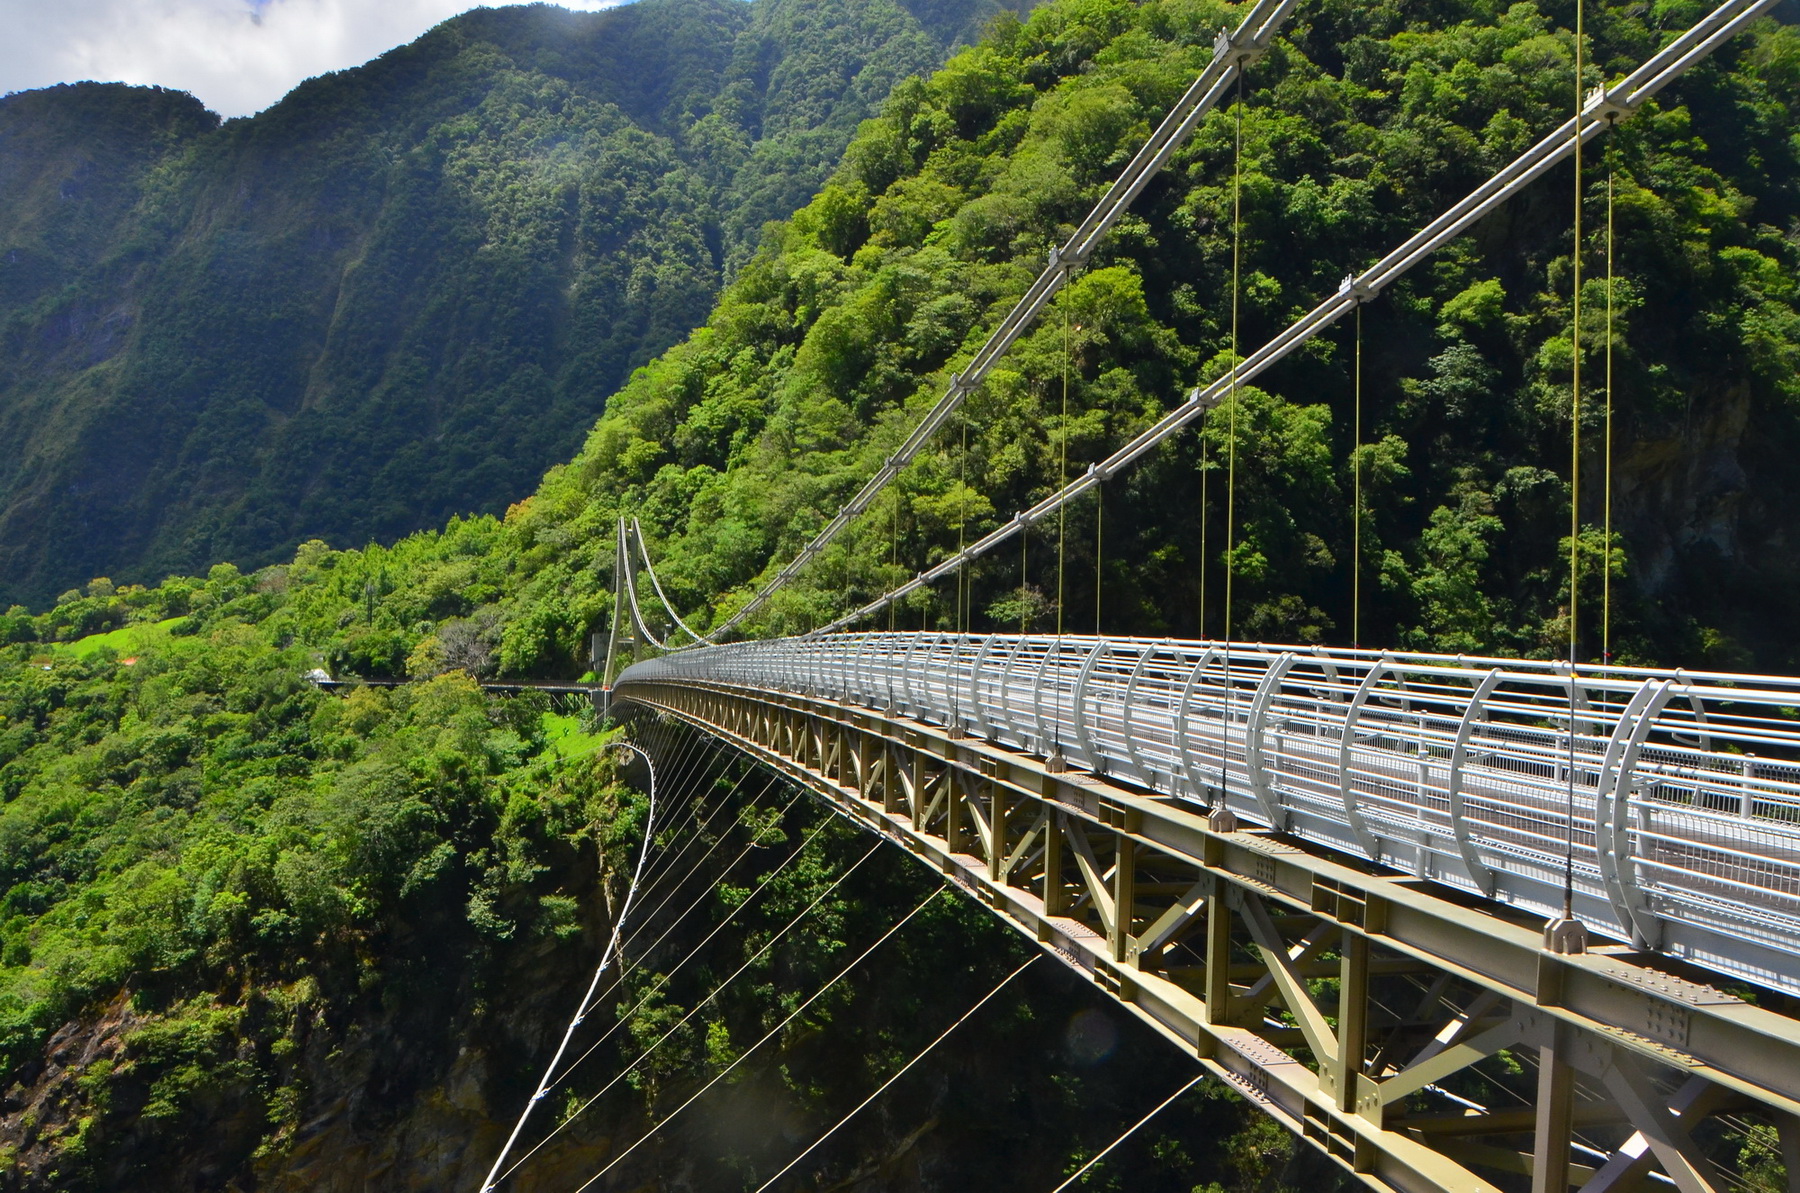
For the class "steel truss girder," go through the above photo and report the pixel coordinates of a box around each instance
[618,679,1800,1193]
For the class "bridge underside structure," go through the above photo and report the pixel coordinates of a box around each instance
[615,634,1800,1193]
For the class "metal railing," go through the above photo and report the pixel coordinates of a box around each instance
[618,633,1800,997]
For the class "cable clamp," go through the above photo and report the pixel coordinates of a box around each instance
[1582,83,1637,125]
[1185,384,1225,412]
[1212,26,1269,70]
[1338,274,1376,304]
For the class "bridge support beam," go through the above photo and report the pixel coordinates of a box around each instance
[1112,834,1135,964]
[1332,933,1369,1114]
[618,681,1800,1193]
[1532,1022,1578,1193]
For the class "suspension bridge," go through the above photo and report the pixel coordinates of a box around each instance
[480,0,1800,1188]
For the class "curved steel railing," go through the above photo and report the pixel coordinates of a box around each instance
[617,633,1800,997]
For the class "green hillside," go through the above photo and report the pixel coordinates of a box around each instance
[0,0,1014,611]
[561,0,1800,669]
[1,0,1797,1186]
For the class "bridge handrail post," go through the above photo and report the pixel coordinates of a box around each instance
[1246,652,1297,828]
[996,636,1030,747]
[967,634,999,739]
[849,633,868,706]
[1073,640,1111,772]
[1176,646,1222,802]
[1336,658,1392,858]
[900,632,922,715]
[949,632,973,734]
[1597,678,1675,950]
[1031,639,1060,757]
[876,633,892,712]
[1120,640,1170,790]
[1446,667,1503,895]
[936,633,950,726]
[919,633,935,719]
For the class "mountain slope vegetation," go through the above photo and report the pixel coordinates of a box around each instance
[557,0,1800,668]
[0,0,1798,1187]
[0,0,1015,610]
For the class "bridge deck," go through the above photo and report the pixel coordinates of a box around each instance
[622,633,1800,1000]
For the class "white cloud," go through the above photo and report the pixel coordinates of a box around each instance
[0,0,629,119]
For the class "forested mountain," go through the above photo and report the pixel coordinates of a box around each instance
[1,0,1798,1187]
[566,0,1800,671]
[0,0,1015,610]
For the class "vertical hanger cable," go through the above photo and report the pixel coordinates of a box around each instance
[1603,161,1616,665]
[1562,0,1586,923]
[1353,302,1364,650]
[1223,73,1245,768]
[1057,306,1071,638]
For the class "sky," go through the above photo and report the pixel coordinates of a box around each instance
[0,0,628,119]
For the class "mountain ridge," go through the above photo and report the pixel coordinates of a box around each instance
[0,0,1015,610]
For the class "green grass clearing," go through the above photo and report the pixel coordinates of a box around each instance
[53,618,187,660]
[541,712,609,760]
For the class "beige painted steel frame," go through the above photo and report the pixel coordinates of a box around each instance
[616,677,1800,1193]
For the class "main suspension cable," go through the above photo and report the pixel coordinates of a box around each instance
[748,953,1040,1192]
[628,0,1299,648]
[1047,1072,1208,1193]
[810,0,1773,637]
[631,518,707,645]
[479,738,662,1193]
[567,885,948,1192]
